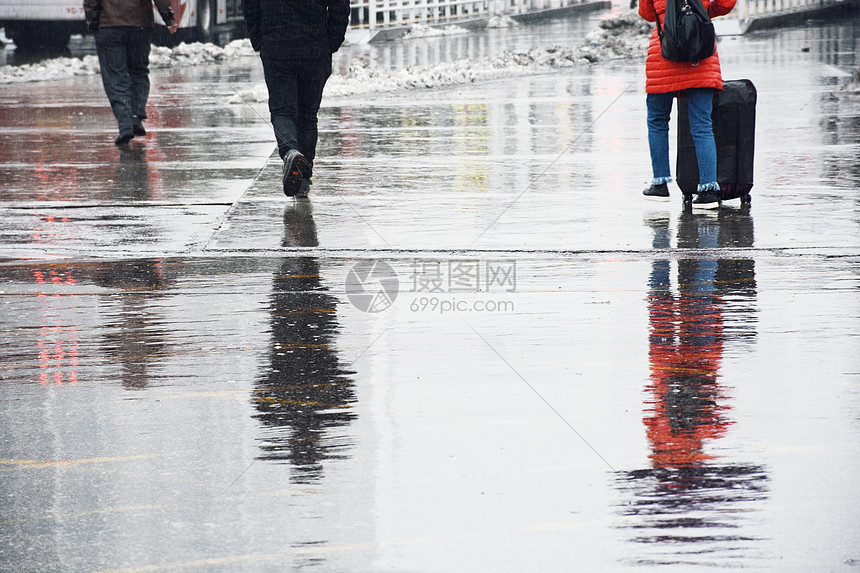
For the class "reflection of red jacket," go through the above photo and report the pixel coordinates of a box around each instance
[645,292,730,468]
[638,0,736,93]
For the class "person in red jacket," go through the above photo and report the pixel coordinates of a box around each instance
[84,0,178,146]
[638,0,736,209]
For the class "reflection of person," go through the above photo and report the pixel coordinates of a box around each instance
[242,0,350,197]
[639,0,735,208]
[113,145,150,199]
[93,260,170,390]
[84,0,178,146]
[282,201,319,248]
[616,211,765,563]
[645,213,728,469]
[252,208,355,480]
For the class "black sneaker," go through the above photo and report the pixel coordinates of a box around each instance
[132,117,146,137]
[282,149,310,197]
[692,191,721,210]
[115,131,134,146]
[642,182,670,202]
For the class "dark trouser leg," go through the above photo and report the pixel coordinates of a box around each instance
[127,28,152,120]
[261,53,300,161]
[295,56,332,174]
[96,27,134,135]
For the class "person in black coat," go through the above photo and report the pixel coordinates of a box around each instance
[242,0,351,198]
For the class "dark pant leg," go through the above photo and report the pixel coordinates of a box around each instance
[126,28,152,120]
[95,27,134,134]
[295,56,332,170]
[261,52,300,161]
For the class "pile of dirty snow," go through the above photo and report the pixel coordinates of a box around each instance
[402,23,471,39]
[580,11,652,61]
[229,12,651,103]
[0,54,102,83]
[149,38,255,68]
[0,38,256,84]
[486,15,519,28]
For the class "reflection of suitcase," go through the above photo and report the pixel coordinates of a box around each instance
[677,79,757,204]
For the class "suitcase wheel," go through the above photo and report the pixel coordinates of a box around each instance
[682,193,694,204]
[740,194,752,205]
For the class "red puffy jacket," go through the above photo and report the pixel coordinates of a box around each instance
[639,0,736,94]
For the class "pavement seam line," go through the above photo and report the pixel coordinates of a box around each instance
[2,246,854,264]
[3,203,235,210]
[200,151,273,253]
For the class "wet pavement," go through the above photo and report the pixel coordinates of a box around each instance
[1,10,860,573]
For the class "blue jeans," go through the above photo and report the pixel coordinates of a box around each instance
[95,27,152,135]
[647,89,719,192]
[260,47,332,175]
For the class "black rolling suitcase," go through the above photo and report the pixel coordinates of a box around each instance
[676,79,757,204]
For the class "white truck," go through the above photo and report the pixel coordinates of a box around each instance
[0,0,245,51]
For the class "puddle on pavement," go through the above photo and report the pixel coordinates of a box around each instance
[2,226,859,569]
[1,12,859,572]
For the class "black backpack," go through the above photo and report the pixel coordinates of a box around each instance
[656,0,716,63]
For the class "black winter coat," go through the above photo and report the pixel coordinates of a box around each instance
[242,0,350,59]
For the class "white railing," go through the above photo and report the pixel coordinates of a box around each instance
[349,0,585,31]
[718,0,846,28]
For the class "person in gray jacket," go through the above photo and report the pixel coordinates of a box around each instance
[84,0,178,145]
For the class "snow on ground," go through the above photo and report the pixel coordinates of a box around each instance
[400,14,518,34]
[486,15,519,28]
[0,53,103,83]
[231,13,651,102]
[401,23,472,39]
[0,38,256,84]
[0,13,650,96]
[149,39,256,67]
